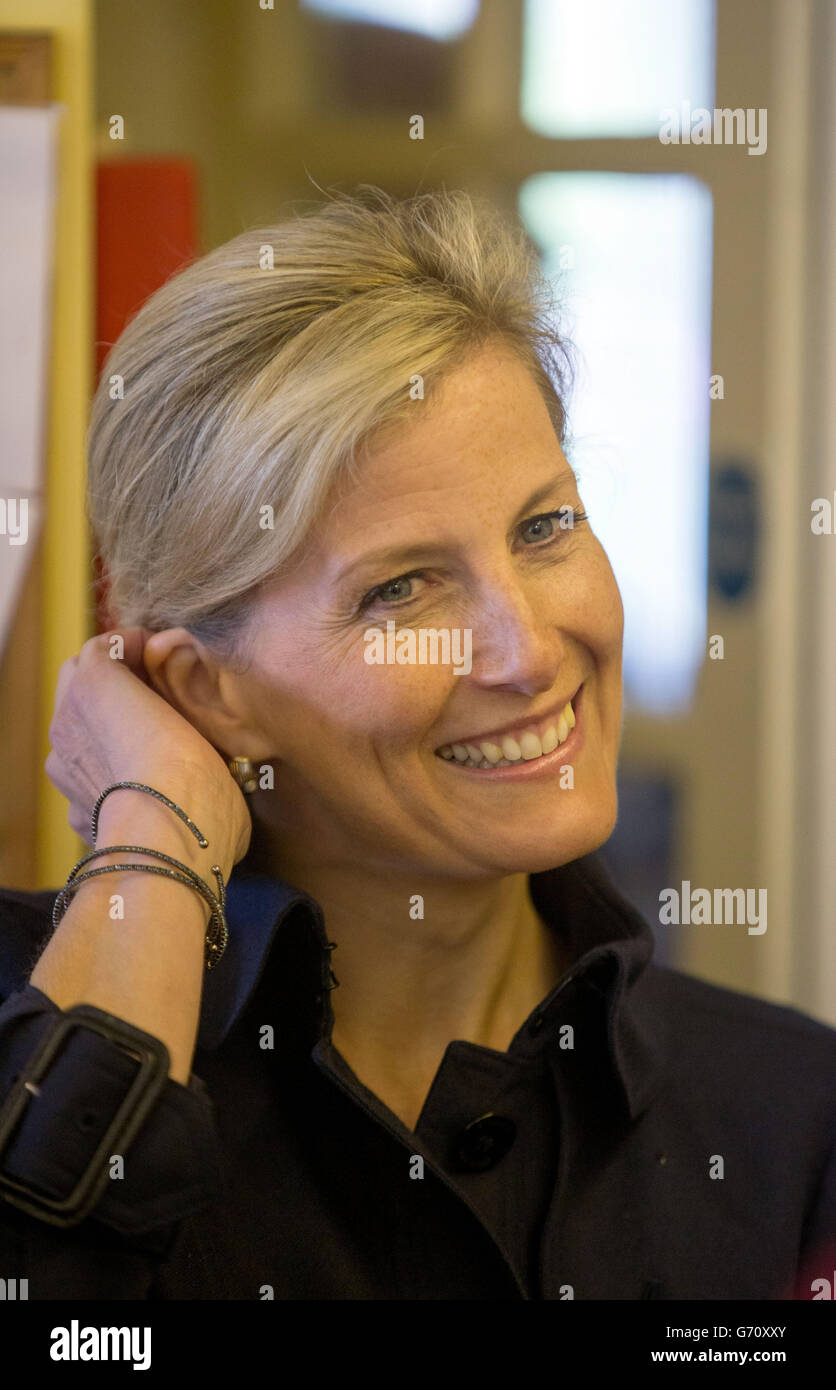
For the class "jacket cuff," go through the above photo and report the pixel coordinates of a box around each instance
[0,985,222,1236]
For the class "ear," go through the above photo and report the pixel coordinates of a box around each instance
[141,628,274,761]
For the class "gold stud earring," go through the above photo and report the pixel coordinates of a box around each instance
[228,756,259,794]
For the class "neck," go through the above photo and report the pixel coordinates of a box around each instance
[244,812,570,1070]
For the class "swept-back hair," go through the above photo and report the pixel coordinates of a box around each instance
[87,184,573,661]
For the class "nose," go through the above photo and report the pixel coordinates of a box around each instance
[466,573,564,697]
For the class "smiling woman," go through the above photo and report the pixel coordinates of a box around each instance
[0,186,834,1303]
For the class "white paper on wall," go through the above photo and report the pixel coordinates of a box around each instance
[0,103,62,657]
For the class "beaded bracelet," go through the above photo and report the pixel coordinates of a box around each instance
[55,783,229,971]
[53,847,228,970]
[91,782,209,849]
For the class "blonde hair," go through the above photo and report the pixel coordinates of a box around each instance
[86,184,573,664]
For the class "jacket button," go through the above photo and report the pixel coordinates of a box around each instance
[451,1113,517,1171]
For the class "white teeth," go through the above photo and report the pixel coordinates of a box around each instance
[541,724,559,754]
[437,694,577,768]
[519,730,542,760]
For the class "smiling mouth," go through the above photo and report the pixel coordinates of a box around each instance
[435,687,581,770]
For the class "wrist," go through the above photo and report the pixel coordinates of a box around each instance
[58,857,215,931]
[96,787,237,882]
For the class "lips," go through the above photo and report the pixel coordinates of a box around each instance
[435,687,580,770]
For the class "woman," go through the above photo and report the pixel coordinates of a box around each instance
[0,187,833,1301]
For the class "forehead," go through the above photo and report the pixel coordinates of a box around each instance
[333,343,564,519]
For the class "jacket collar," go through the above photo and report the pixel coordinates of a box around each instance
[197,873,333,1054]
[527,854,663,1118]
[197,851,662,1120]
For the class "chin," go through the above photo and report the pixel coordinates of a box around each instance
[513,793,619,874]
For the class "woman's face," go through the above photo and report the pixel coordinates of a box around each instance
[234,339,624,881]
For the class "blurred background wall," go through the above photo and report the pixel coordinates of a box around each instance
[1,0,834,1025]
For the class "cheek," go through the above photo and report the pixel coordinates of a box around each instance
[335,662,452,746]
[576,544,624,654]
[253,636,451,750]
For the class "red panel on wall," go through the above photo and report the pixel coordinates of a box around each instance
[95,158,200,381]
[94,159,200,630]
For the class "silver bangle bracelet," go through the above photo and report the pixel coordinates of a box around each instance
[53,850,228,971]
[90,781,210,848]
[58,781,230,970]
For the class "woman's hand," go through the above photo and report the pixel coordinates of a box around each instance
[45,627,252,867]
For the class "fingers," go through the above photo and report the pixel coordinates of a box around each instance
[50,631,131,730]
[70,627,153,689]
[77,626,143,665]
[51,655,78,713]
[45,750,93,844]
[112,626,151,669]
[68,805,93,843]
[44,748,77,801]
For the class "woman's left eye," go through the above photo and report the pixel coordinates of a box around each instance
[520,507,587,544]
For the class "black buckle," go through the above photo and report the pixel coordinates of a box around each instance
[0,1004,170,1228]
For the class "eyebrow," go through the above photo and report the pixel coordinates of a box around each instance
[332,469,577,587]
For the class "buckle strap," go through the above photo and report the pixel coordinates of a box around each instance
[0,1004,169,1228]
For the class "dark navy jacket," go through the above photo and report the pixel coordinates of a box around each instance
[0,852,834,1299]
